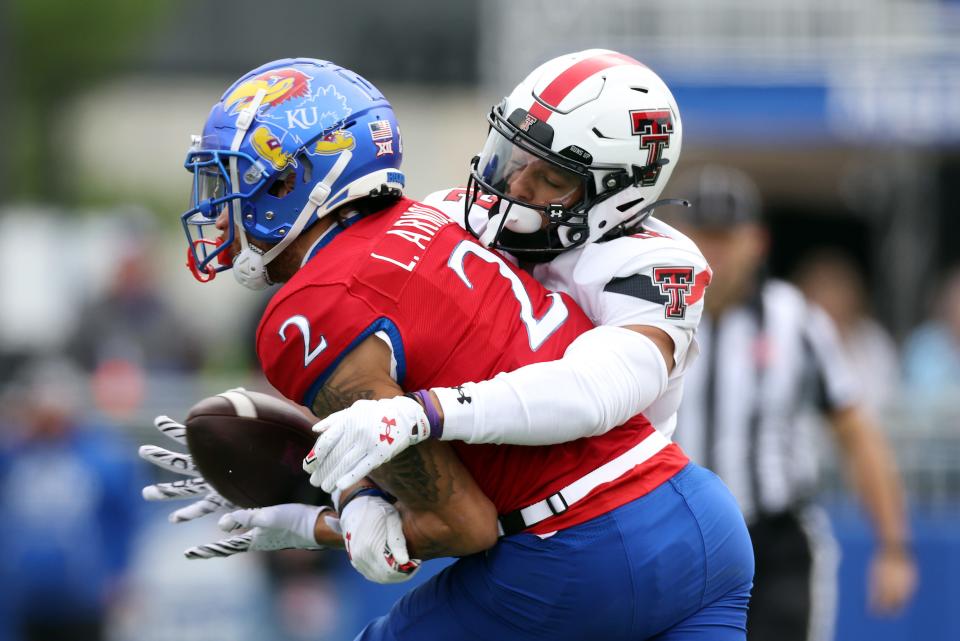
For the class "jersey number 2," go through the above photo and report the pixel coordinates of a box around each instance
[447,241,568,351]
[279,315,328,367]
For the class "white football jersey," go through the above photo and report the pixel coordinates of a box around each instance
[423,188,712,439]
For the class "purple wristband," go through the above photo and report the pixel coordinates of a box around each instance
[412,389,443,439]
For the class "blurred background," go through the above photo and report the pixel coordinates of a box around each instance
[0,0,958,639]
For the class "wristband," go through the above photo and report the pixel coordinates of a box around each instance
[407,390,443,439]
[336,487,394,514]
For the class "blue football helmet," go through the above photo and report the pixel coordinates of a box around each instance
[182,58,405,289]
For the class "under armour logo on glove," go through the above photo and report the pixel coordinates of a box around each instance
[304,396,430,492]
[379,417,396,444]
[384,546,420,575]
[456,385,472,404]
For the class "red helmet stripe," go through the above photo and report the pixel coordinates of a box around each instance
[529,52,642,121]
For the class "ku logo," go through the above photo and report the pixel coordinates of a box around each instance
[380,416,397,444]
[628,109,674,187]
[652,266,694,320]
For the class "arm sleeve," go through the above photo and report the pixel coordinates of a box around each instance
[432,325,668,445]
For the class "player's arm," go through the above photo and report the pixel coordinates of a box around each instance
[307,245,710,491]
[430,244,709,447]
[429,322,674,446]
[311,333,499,559]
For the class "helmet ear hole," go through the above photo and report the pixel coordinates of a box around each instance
[267,167,297,198]
[300,155,313,184]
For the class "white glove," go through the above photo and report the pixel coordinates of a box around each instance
[303,396,430,492]
[184,503,336,560]
[139,414,236,523]
[337,491,421,584]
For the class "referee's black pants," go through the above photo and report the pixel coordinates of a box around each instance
[746,507,838,641]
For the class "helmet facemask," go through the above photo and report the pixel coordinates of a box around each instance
[465,105,635,262]
[182,140,268,282]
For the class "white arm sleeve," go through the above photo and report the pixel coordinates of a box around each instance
[432,325,668,445]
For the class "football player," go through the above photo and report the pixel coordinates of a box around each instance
[153,56,753,640]
[308,50,711,489]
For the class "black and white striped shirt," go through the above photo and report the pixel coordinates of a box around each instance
[673,278,859,523]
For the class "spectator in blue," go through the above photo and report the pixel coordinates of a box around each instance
[903,265,960,392]
[0,357,144,641]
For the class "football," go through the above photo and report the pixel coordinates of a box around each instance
[184,388,329,509]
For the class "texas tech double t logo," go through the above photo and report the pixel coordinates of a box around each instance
[652,267,694,319]
[629,109,674,187]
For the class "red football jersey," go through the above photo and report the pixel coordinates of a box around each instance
[257,198,688,533]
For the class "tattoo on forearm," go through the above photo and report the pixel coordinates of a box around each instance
[371,444,453,509]
[312,384,374,418]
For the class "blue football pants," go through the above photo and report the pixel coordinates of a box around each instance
[356,463,754,640]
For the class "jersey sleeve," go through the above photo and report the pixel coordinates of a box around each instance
[592,236,712,375]
[801,300,860,413]
[256,283,406,411]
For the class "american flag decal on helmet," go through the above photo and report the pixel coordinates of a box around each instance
[368,120,393,140]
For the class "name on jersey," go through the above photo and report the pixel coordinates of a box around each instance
[370,204,452,272]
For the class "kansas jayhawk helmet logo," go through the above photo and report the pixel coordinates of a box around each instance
[250,126,297,170]
[224,68,311,115]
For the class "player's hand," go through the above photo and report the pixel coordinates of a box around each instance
[185,504,335,560]
[139,414,236,523]
[868,546,918,613]
[338,492,421,584]
[303,396,430,492]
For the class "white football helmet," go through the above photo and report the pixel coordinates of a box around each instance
[466,49,684,261]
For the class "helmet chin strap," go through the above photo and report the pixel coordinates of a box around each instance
[478,212,506,247]
[233,148,354,290]
[228,88,267,289]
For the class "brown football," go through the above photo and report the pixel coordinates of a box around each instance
[184,388,329,508]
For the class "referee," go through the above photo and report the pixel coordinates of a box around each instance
[667,166,917,641]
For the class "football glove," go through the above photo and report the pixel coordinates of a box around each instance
[139,414,235,523]
[185,504,336,560]
[303,396,430,492]
[337,491,421,584]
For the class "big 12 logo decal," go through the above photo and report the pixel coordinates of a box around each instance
[629,109,674,187]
